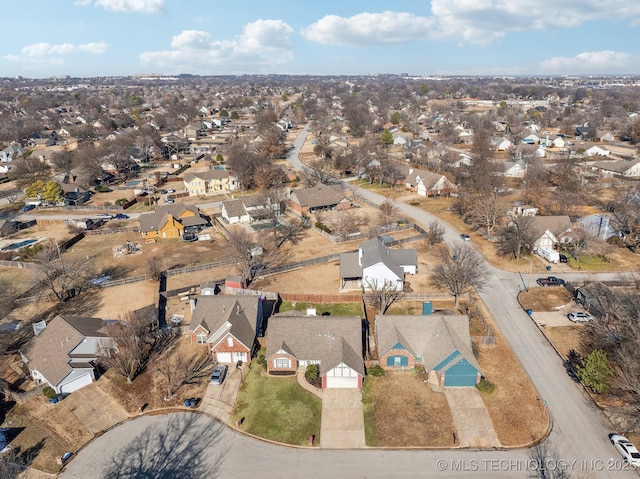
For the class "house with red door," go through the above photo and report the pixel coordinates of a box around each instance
[265,309,364,389]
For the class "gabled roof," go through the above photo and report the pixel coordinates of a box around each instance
[530,215,572,240]
[183,169,232,183]
[190,295,258,349]
[23,315,110,386]
[266,315,364,375]
[290,183,347,208]
[138,204,204,232]
[359,237,417,277]
[401,165,455,191]
[376,314,481,373]
[593,159,640,174]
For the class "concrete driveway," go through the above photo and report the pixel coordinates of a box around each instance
[199,365,244,425]
[444,388,500,448]
[62,380,129,434]
[320,389,365,449]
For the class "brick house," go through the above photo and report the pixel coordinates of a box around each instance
[265,310,364,389]
[287,183,351,215]
[189,295,264,364]
[376,314,482,387]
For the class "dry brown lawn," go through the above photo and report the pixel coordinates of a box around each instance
[473,299,549,447]
[543,326,585,358]
[367,370,455,447]
[518,287,574,311]
[4,396,94,474]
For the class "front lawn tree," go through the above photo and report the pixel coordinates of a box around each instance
[430,244,488,309]
[577,349,612,394]
[41,180,64,205]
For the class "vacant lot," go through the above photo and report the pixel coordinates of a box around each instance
[518,287,575,311]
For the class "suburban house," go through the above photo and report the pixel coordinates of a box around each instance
[491,137,512,151]
[221,194,280,225]
[401,166,457,197]
[138,204,209,239]
[592,159,640,178]
[498,159,527,178]
[182,169,239,196]
[375,314,482,387]
[511,204,539,217]
[189,294,265,363]
[59,182,91,206]
[265,311,364,389]
[0,144,25,163]
[578,214,616,240]
[21,315,114,395]
[288,183,352,215]
[530,215,574,250]
[574,282,615,319]
[522,133,541,144]
[339,237,417,292]
[585,145,610,157]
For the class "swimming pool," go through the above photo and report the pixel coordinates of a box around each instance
[2,239,38,251]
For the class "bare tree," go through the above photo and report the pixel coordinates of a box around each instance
[228,229,266,282]
[498,215,536,260]
[364,278,404,314]
[155,345,213,401]
[323,210,362,239]
[8,158,51,188]
[430,244,488,309]
[146,255,164,281]
[468,190,509,237]
[33,240,96,302]
[302,157,334,186]
[426,220,445,245]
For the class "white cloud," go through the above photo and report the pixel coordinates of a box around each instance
[77,0,165,14]
[539,51,637,74]
[302,11,435,46]
[302,2,640,46]
[140,20,294,74]
[20,42,109,58]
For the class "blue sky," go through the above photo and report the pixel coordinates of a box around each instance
[2,0,640,78]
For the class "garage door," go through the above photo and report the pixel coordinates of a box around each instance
[59,373,94,395]
[216,352,232,363]
[325,375,359,388]
[443,359,478,387]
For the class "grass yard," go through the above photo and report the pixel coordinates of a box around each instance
[233,361,321,446]
[543,326,585,359]
[518,287,574,311]
[362,370,455,447]
[278,301,363,317]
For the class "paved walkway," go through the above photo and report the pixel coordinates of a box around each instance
[62,379,129,434]
[296,368,323,398]
[444,388,500,448]
[320,389,366,449]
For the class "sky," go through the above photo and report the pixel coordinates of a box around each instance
[2,0,640,78]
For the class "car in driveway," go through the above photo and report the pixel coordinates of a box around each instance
[559,253,568,263]
[567,311,594,322]
[610,434,640,467]
[210,365,227,385]
[22,204,36,213]
[114,213,129,220]
[460,234,471,241]
[536,276,566,287]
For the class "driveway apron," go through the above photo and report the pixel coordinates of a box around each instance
[444,388,500,448]
[199,366,243,425]
[320,388,366,449]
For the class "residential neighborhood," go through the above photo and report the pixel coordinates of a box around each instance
[0,72,639,478]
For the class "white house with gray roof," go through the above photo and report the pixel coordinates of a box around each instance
[340,237,417,292]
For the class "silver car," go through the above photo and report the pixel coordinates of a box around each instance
[210,365,227,385]
[610,434,640,467]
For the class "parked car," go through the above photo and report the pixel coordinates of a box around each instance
[22,204,36,213]
[165,197,174,204]
[559,254,568,263]
[536,276,566,287]
[167,188,175,194]
[96,213,113,219]
[460,234,471,241]
[210,365,227,385]
[610,434,640,467]
[114,213,129,220]
[567,311,594,322]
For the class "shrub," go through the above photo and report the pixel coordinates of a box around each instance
[305,364,319,380]
[409,201,421,206]
[476,378,495,394]
[367,365,385,377]
[42,386,56,399]
[95,185,111,193]
[256,352,266,369]
[314,222,331,234]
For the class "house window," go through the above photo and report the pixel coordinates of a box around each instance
[393,356,402,367]
[274,358,291,368]
[227,337,233,347]
[196,332,207,344]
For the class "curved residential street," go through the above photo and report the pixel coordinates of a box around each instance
[60,124,638,478]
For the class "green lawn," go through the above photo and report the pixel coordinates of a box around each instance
[234,360,322,445]
[361,378,378,447]
[278,301,363,317]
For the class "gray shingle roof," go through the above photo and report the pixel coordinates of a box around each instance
[183,169,231,183]
[266,315,364,375]
[530,215,572,240]
[190,295,258,349]
[359,237,416,278]
[375,314,481,374]
[339,252,361,279]
[290,183,347,209]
